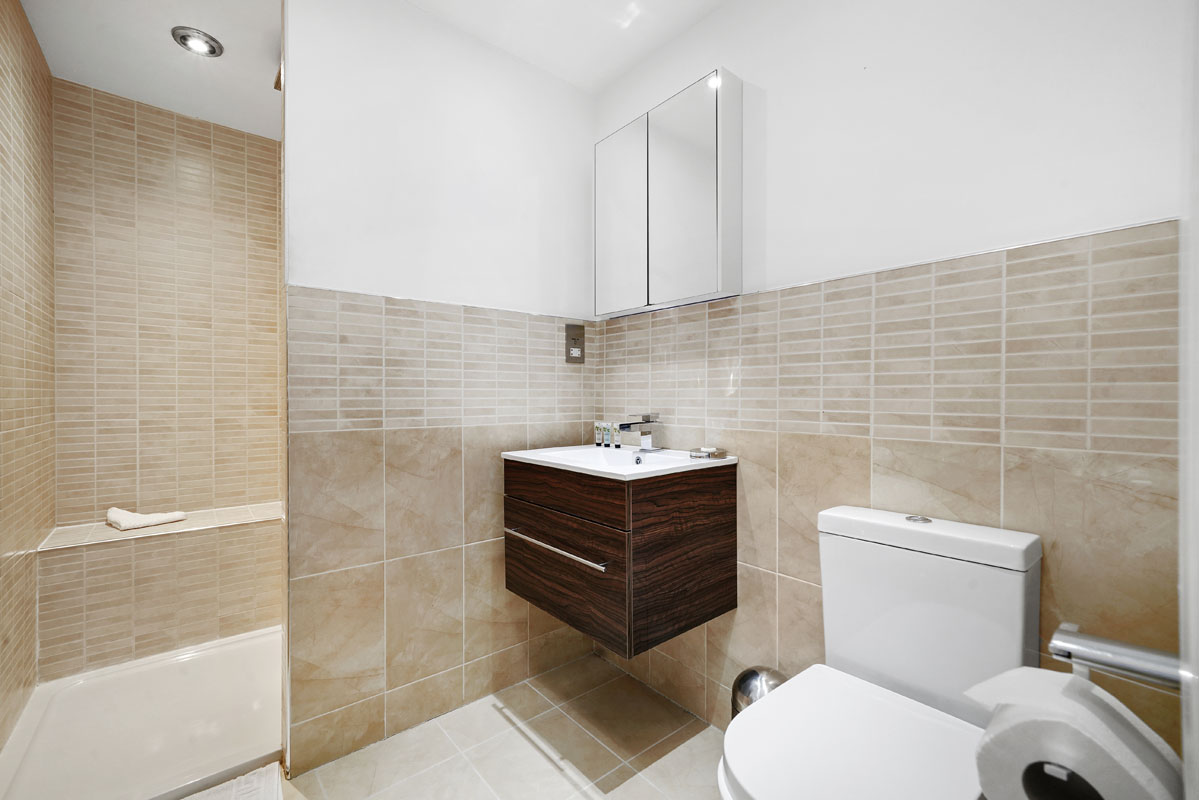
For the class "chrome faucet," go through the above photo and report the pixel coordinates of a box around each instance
[618,414,660,451]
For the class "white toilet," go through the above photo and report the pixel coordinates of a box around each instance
[718,505,1042,799]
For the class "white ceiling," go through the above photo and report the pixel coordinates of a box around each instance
[21,0,281,140]
[407,0,731,92]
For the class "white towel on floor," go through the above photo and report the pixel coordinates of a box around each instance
[106,507,187,531]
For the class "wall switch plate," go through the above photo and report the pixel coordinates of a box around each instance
[565,323,585,363]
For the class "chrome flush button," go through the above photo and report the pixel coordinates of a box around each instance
[905,515,932,523]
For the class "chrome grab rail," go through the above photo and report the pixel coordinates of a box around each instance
[1048,623,1182,689]
[504,528,608,573]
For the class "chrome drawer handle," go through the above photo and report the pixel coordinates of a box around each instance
[505,528,608,573]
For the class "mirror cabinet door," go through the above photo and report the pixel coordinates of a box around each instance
[595,114,648,316]
[648,72,718,305]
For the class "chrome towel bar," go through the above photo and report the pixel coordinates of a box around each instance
[1048,624,1182,690]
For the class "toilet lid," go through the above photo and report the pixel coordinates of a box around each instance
[720,665,983,800]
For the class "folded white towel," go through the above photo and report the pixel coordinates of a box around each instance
[106,507,187,531]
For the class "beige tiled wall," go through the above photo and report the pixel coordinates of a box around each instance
[286,286,600,773]
[286,220,1182,769]
[0,0,55,751]
[36,518,284,681]
[286,286,598,432]
[596,220,1183,750]
[52,79,283,525]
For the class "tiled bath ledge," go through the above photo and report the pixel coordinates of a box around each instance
[39,502,285,551]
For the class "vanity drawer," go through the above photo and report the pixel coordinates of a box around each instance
[504,459,630,529]
[503,497,629,654]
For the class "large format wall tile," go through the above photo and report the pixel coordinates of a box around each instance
[385,427,463,558]
[464,642,530,702]
[290,564,386,723]
[385,550,463,687]
[653,625,706,675]
[289,694,385,776]
[384,667,463,737]
[529,625,592,675]
[463,424,528,543]
[778,575,824,676]
[777,432,870,584]
[289,430,385,577]
[464,539,529,661]
[871,438,1001,525]
[710,428,778,571]
[706,564,777,687]
[1004,448,1179,652]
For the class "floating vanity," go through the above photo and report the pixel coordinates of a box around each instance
[502,445,738,658]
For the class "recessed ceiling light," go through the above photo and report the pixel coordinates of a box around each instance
[171,26,224,58]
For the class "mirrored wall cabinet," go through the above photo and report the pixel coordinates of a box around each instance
[594,68,743,318]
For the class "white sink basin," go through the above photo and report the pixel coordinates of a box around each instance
[502,445,737,481]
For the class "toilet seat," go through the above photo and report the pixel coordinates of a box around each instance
[718,665,984,800]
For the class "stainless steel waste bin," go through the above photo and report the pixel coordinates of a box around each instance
[731,666,785,718]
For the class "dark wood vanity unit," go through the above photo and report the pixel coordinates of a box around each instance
[503,459,738,658]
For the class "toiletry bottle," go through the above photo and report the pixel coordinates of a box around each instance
[613,421,621,448]
[594,421,602,446]
[602,422,611,447]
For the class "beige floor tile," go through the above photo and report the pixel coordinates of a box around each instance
[313,719,459,800]
[561,676,696,760]
[529,655,624,705]
[526,709,624,784]
[628,719,710,772]
[577,766,666,799]
[373,755,496,800]
[464,724,591,800]
[438,682,553,750]
[635,725,724,800]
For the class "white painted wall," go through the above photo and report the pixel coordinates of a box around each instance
[597,0,1190,293]
[284,0,594,318]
